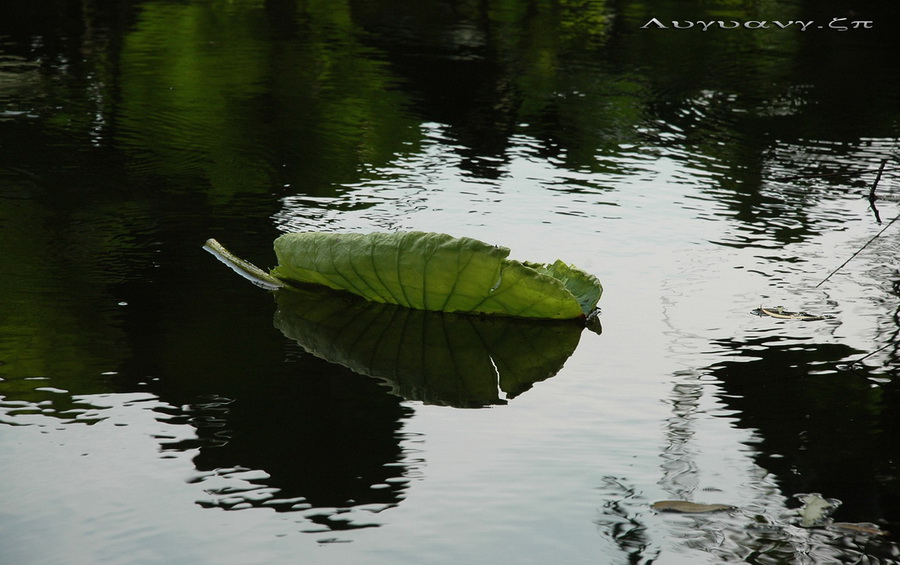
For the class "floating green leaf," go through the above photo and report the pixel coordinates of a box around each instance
[274,288,585,407]
[270,231,602,320]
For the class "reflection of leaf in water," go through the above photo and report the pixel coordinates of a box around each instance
[273,288,587,408]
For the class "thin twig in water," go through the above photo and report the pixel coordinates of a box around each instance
[815,213,900,288]
[868,159,886,224]
[851,341,896,366]
[815,162,899,288]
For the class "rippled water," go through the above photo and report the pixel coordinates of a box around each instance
[2,1,900,563]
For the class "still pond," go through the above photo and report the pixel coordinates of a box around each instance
[2,0,900,563]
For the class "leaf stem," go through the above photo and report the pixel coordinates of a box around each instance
[203,238,285,290]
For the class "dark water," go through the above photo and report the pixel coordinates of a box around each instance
[2,0,900,563]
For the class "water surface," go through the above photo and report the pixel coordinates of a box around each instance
[2,1,900,563]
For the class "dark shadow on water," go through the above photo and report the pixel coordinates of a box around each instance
[177,358,414,521]
[117,274,418,527]
[707,336,900,530]
[594,335,900,563]
[135,278,588,528]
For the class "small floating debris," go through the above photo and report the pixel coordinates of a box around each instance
[830,522,889,536]
[752,306,829,321]
[651,500,736,514]
[796,493,841,527]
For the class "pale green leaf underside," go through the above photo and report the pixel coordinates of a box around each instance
[270,231,602,319]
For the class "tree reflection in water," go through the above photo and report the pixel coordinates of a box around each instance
[167,355,415,531]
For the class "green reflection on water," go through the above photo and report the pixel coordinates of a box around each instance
[116,0,421,199]
[274,287,586,407]
[0,197,136,407]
